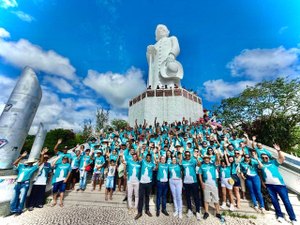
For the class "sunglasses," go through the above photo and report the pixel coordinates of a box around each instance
[262,157,269,160]
[235,152,240,155]
[185,154,191,156]
[244,156,250,159]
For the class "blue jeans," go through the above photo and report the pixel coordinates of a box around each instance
[183,182,201,213]
[245,175,264,208]
[266,184,296,221]
[10,181,30,213]
[79,170,87,189]
[156,181,168,211]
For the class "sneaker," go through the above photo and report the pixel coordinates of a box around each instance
[203,212,209,220]
[229,204,235,211]
[291,220,299,225]
[260,207,265,214]
[178,212,183,219]
[173,211,178,217]
[220,202,227,209]
[123,196,128,202]
[28,207,34,211]
[277,217,285,223]
[76,188,81,191]
[196,212,201,221]
[156,211,160,217]
[254,206,260,213]
[187,209,193,218]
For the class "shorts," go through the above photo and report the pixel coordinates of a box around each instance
[106,176,114,189]
[71,169,79,180]
[203,184,219,203]
[53,181,66,193]
[221,178,233,190]
[93,172,104,181]
[232,174,241,187]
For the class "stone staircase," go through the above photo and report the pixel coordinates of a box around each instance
[46,180,300,221]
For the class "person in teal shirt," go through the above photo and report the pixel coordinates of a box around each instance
[198,153,224,222]
[125,153,141,212]
[256,145,297,224]
[51,155,71,207]
[219,151,235,211]
[10,149,47,215]
[135,154,155,220]
[181,151,201,220]
[168,157,183,219]
[240,154,265,212]
[53,139,72,164]
[156,156,169,217]
[92,151,105,191]
[77,149,93,191]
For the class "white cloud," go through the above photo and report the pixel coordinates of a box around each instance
[44,76,74,94]
[0,30,76,80]
[203,79,256,102]
[11,11,35,22]
[227,46,300,80]
[0,74,128,135]
[0,0,18,9]
[83,67,146,108]
[0,28,10,38]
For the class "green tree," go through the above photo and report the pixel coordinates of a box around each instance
[22,135,35,153]
[22,128,80,156]
[95,107,109,132]
[82,119,93,141]
[215,77,300,153]
[111,119,128,130]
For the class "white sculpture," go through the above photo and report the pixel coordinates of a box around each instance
[146,24,183,89]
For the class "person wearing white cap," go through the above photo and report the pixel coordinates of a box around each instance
[10,149,47,215]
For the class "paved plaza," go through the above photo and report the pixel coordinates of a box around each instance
[0,203,288,225]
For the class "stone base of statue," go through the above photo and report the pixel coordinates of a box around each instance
[128,87,203,126]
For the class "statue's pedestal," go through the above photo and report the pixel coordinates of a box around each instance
[128,88,203,126]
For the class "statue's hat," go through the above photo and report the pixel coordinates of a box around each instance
[160,60,183,79]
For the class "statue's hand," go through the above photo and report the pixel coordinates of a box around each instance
[147,45,157,55]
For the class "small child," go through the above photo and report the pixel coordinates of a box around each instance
[105,160,116,200]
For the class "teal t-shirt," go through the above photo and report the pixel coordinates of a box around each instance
[219,166,231,179]
[127,159,141,183]
[198,163,218,187]
[168,164,182,179]
[16,164,39,182]
[57,152,72,164]
[261,159,285,185]
[157,163,169,182]
[93,156,105,173]
[79,155,92,170]
[255,147,272,159]
[71,155,81,169]
[140,160,155,184]
[240,160,259,176]
[109,153,118,162]
[52,163,71,184]
[181,158,197,184]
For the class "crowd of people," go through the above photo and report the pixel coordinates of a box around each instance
[9,116,298,224]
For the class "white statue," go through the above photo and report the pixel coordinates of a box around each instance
[146,24,183,89]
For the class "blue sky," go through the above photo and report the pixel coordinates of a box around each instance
[0,0,300,132]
